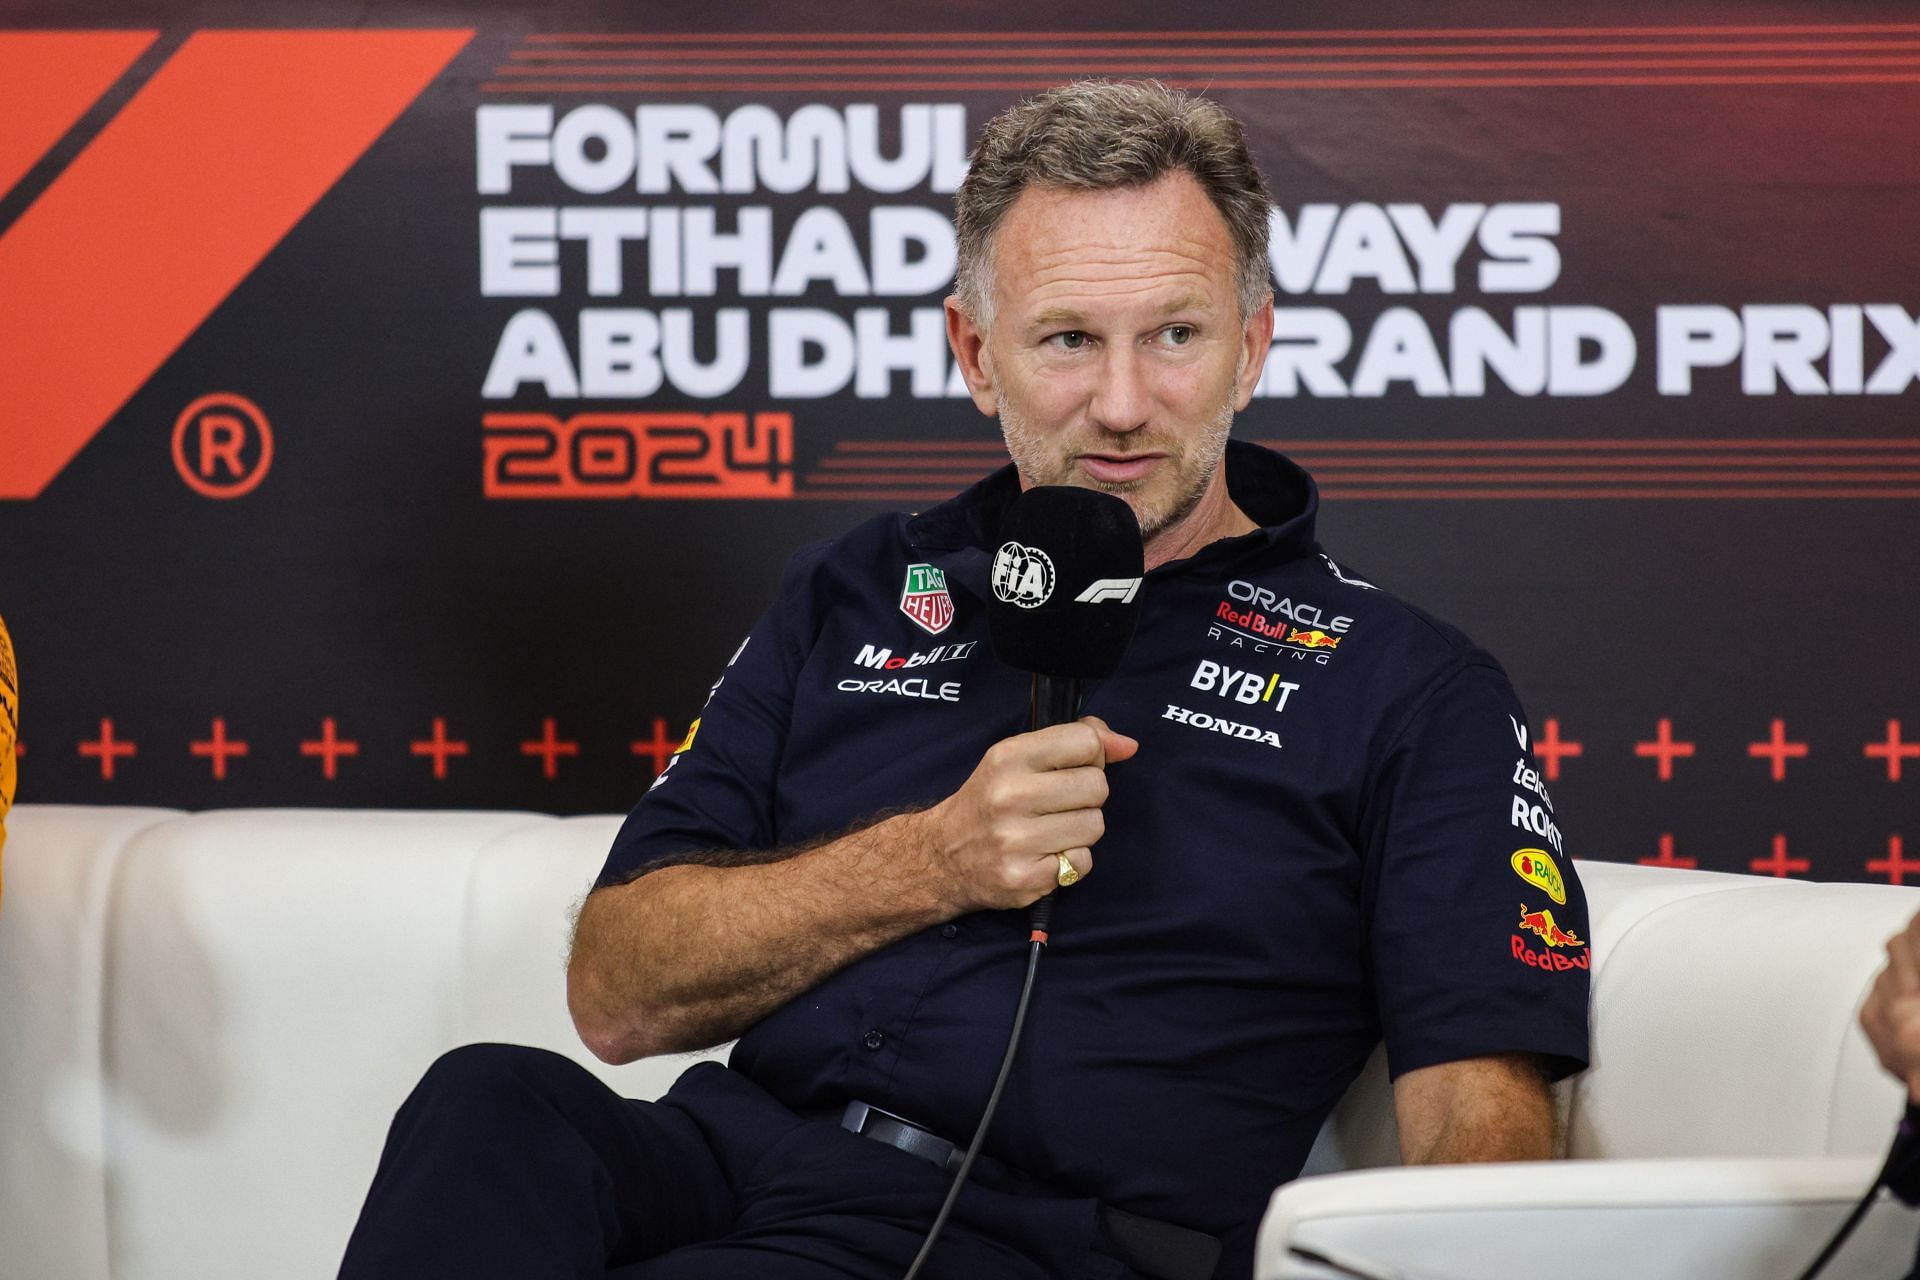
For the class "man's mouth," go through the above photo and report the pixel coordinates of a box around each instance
[1077,453,1165,484]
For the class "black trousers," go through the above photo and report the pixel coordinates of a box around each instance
[339,1043,1134,1280]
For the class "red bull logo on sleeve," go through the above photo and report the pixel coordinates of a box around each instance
[1516,903,1585,948]
[1510,933,1591,972]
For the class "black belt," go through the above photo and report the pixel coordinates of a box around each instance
[839,1101,1221,1280]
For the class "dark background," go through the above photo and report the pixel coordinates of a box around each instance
[2,0,1915,882]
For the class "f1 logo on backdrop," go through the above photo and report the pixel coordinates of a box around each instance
[0,28,470,500]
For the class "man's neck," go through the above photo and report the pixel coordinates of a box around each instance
[1141,478,1258,572]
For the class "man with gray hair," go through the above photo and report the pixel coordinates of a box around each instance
[344,80,1589,1280]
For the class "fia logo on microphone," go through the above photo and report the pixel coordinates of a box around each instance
[991,542,1055,608]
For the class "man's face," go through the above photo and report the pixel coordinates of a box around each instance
[948,171,1272,542]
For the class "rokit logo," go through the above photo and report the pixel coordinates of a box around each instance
[1507,715,1564,855]
[854,640,978,670]
[1189,660,1299,713]
[1161,703,1285,750]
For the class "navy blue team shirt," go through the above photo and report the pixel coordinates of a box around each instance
[598,440,1591,1248]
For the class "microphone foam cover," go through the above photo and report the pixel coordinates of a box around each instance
[987,486,1145,679]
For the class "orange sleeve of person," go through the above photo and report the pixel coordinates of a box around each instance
[0,612,16,906]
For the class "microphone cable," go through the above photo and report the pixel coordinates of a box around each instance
[900,926,1047,1280]
[1791,1106,1920,1280]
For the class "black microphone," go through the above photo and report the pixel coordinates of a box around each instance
[986,486,1145,937]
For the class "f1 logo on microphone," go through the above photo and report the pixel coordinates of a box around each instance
[1074,578,1141,604]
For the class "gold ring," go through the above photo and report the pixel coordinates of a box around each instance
[1055,852,1082,888]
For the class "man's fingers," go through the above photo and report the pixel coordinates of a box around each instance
[1027,765,1109,816]
[1080,715,1140,765]
[1029,808,1106,856]
[1018,721,1117,771]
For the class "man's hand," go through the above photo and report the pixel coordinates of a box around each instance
[1393,1053,1556,1164]
[925,716,1138,911]
[1861,911,1920,1102]
[568,716,1135,1064]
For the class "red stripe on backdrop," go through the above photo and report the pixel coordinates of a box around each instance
[519,26,1920,43]
[506,40,1920,61]
[808,467,1920,482]
[0,30,156,200]
[1313,488,1920,498]
[824,456,1920,470]
[1309,470,1920,482]
[1266,437,1920,450]
[0,29,470,500]
[478,73,1920,92]
[1293,456,1920,469]
[830,438,1920,452]
[491,56,1920,77]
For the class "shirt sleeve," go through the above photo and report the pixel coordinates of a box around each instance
[593,542,825,890]
[1360,658,1592,1082]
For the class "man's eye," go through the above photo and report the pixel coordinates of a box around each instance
[1053,331,1087,350]
[1164,325,1194,345]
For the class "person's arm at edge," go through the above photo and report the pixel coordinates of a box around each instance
[1392,1052,1556,1164]
[567,718,1137,1064]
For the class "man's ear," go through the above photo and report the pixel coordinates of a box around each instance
[945,295,999,417]
[1233,292,1275,411]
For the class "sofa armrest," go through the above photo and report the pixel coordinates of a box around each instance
[1255,1157,1920,1280]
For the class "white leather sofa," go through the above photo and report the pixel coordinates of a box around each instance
[1,804,1916,1280]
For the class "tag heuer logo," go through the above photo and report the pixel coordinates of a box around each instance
[899,563,955,635]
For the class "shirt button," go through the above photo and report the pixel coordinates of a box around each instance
[941,924,958,939]
[862,1030,886,1051]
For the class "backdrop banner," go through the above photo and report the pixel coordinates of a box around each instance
[3,0,1916,884]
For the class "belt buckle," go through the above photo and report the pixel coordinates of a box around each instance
[839,1099,883,1135]
[839,1100,962,1170]
[840,1099,921,1137]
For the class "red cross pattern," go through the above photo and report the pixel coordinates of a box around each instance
[1638,832,1698,869]
[300,717,360,780]
[522,717,580,780]
[1869,836,1916,886]
[1866,720,1920,781]
[1633,719,1696,781]
[78,717,135,780]
[1531,718,1583,781]
[189,717,249,780]
[629,717,679,778]
[409,717,469,780]
[1749,834,1809,878]
[1746,719,1808,782]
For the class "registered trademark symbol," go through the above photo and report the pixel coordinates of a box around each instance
[172,392,273,498]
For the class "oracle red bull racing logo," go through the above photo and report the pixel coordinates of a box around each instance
[1208,583,1355,665]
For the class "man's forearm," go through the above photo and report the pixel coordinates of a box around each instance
[567,808,955,1064]
[568,718,1135,1065]
[1394,1053,1556,1165]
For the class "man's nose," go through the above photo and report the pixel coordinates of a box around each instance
[1088,347,1151,434]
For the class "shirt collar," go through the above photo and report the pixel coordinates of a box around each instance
[905,440,1320,597]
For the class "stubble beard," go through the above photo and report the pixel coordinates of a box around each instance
[997,394,1238,542]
